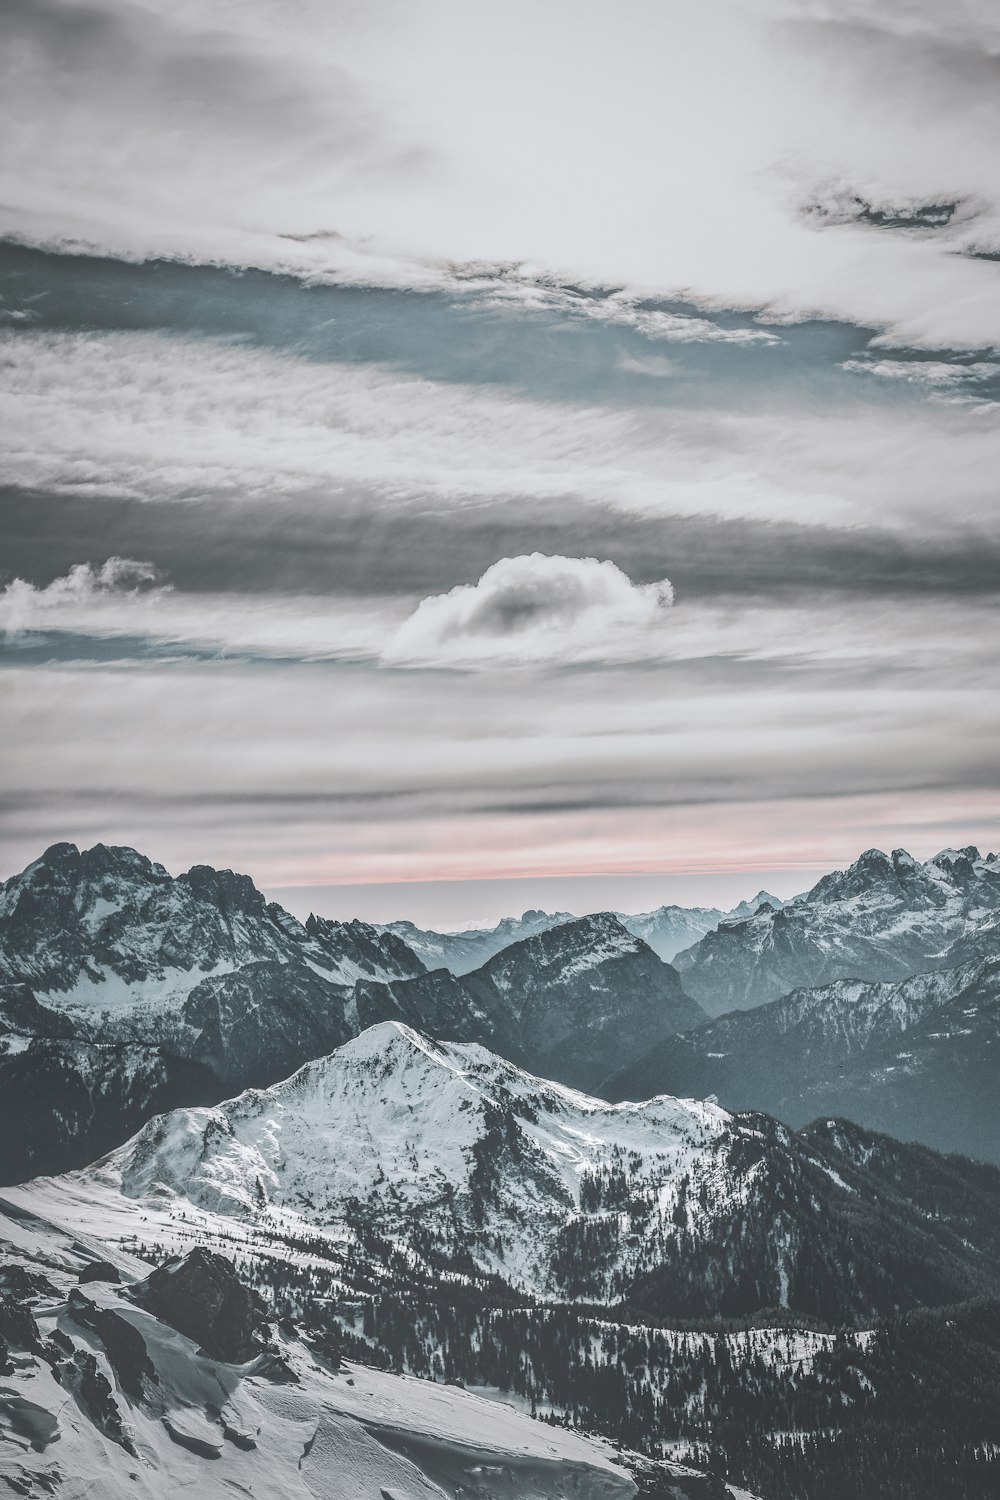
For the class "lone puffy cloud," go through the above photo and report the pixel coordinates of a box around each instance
[381,554,675,669]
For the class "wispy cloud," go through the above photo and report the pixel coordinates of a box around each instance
[4,327,999,543]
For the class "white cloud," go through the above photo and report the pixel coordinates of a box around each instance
[615,353,680,379]
[4,327,1000,540]
[382,554,675,668]
[4,0,1000,346]
[841,358,1000,386]
[1,558,164,635]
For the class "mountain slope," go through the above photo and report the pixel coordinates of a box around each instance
[674,846,1000,1014]
[357,913,707,1091]
[604,956,1000,1163]
[0,1200,660,1500]
[20,1021,1000,1327]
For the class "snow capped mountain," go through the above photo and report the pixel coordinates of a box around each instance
[356,913,707,1093]
[380,908,576,975]
[19,1020,1000,1327]
[607,955,1000,1164]
[613,904,723,962]
[673,845,1000,1014]
[0,841,425,1010]
[81,1021,727,1300]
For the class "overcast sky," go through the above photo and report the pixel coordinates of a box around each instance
[2,0,999,926]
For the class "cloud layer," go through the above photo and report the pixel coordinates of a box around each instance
[4,0,1000,345]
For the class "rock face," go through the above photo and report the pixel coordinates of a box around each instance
[358,913,707,1092]
[674,846,1000,1014]
[132,1247,260,1363]
[605,955,1000,1164]
[0,842,427,1182]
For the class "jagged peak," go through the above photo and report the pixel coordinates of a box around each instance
[485,910,643,968]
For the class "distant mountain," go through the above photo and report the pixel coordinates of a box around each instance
[380,908,575,974]
[22,1021,1000,1328]
[0,842,426,1180]
[381,898,757,972]
[605,954,1000,1164]
[673,846,1000,1015]
[614,903,724,961]
[356,912,707,1092]
[723,889,787,922]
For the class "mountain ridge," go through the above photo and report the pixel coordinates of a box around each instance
[604,953,1000,1162]
[674,844,1000,1014]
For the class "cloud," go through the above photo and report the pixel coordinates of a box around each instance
[0,556,396,661]
[5,1,1000,346]
[382,554,675,668]
[841,357,1000,389]
[0,557,164,636]
[6,326,1000,547]
[615,353,679,379]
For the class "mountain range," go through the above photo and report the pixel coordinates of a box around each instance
[606,953,1000,1163]
[6,832,1000,1497]
[381,895,778,974]
[0,844,703,1179]
[673,845,1000,1014]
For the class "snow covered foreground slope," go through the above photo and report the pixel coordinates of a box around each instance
[0,1199,669,1500]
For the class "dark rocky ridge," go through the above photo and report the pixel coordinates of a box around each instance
[358,912,707,1091]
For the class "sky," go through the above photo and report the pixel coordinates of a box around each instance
[2,0,999,927]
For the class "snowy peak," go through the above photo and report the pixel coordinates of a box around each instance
[0,840,426,1005]
[674,842,1000,1014]
[805,843,999,907]
[38,1017,1000,1328]
[90,1019,730,1298]
[485,911,644,980]
[721,890,786,923]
